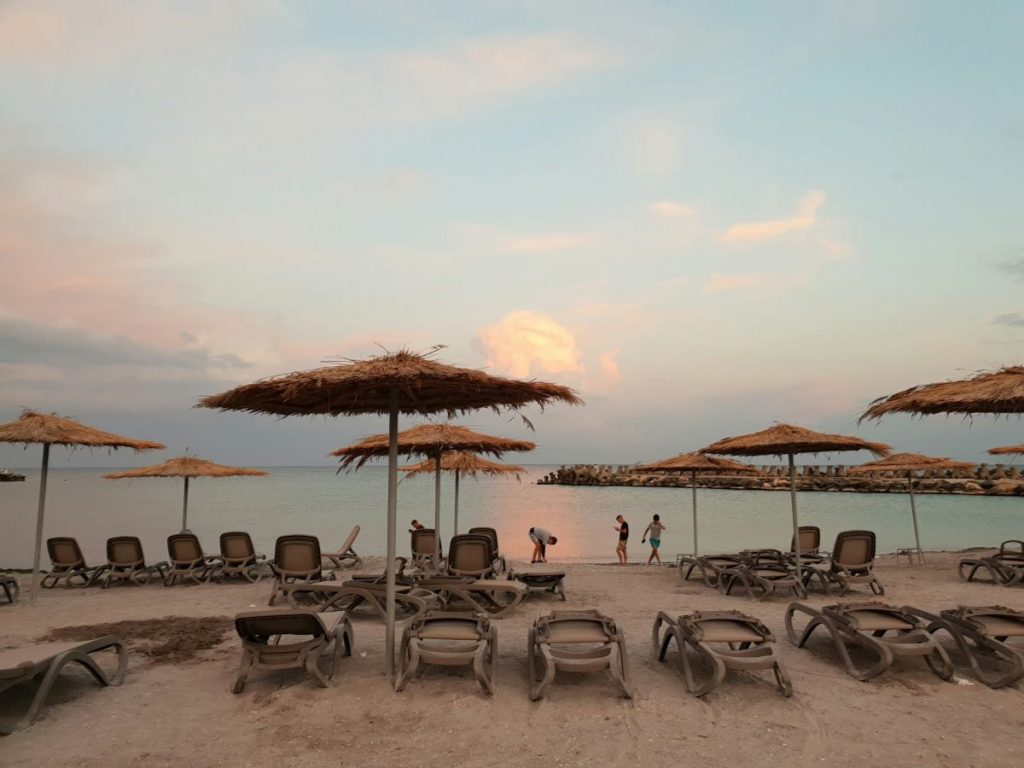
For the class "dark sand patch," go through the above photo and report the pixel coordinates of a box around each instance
[40,616,233,663]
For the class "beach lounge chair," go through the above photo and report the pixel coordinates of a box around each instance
[1,575,18,604]
[231,609,353,694]
[906,605,1024,688]
[284,580,437,622]
[100,537,168,588]
[718,561,807,601]
[803,530,884,596]
[418,576,526,619]
[164,533,220,586]
[528,609,632,700]
[41,537,108,588]
[322,525,362,571]
[218,531,267,582]
[268,535,335,606]
[468,526,507,574]
[447,534,499,579]
[785,601,953,681]
[0,636,127,734]
[652,610,792,697]
[410,528,445,573]
[958,541,1024,587]
[789,526,825,565]
[678,553,747,587]
[508,569,566,601]
[395,611,497,694]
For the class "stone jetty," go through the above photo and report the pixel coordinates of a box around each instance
[538,463,1024,496]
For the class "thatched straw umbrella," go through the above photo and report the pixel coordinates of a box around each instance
[848,453,974,564]
[861,366,1024,419]
[700,424,890,577]
[989,444,1024,456]
[400,451,525,534]
[631,453,758,557]
[332,424,534,548]
[198,349,581,678]
[104,456,267,532]
[0,410,164,597]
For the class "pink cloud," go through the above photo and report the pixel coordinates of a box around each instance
[476,311,584,378]
[503,233,596,253]
[720,190,826,243]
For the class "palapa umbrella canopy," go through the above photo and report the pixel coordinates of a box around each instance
[989,444,1024,456]
[0,410,164,597]
[849,453,974,564]
[198,348,581,678]
[861,366,1024,419]
[400,451,525,535]
[104,456,268,532]
[332,424,535,549]
[700,424,890,576]
[631,453,758,557]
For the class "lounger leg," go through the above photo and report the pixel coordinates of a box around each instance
[532,646,557,701]
[232,650,254,694]
[306,643,332,688]
[923,638,954,680]
[772,656,794,697]
[617,633,633,698]
[18,641,126,730]
[684,643,726,697]
[474,636,495,695]
[395,633,414,692]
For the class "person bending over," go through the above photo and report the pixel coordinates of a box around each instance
[529,526,557,563]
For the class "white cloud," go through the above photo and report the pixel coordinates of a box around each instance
[652,200,696,218]
[720,190,826,243]
[702,273,768,293]
[476,311,584,378]
[503,233,595,253]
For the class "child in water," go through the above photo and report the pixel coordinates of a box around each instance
[641,514,666,564]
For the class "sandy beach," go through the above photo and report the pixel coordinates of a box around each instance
[2,553,1023,768]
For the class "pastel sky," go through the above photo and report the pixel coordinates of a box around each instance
[2,0,1023,468]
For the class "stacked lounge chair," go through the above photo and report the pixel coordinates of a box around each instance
[232,609,353,693]
[0,636,127,733]
[164,533,221,586]
[802,530,884,596]
[268,535,335,606]
[785,601,952,681]
[41,537,108,588]
[396,611,497,694]
[959,540,1024,587]
[446,534,500,579]
[101,537,168,588]
[218,531,267,582]
[467,526,507,575]
[528,609,632,700]
[717,550,807,601]
[410,528,444,573]
[507,569,567,601]
[652,610,792,697]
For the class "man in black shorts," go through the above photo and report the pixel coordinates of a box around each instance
[614,515,629,565]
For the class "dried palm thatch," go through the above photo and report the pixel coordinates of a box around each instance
[197,348,578,680]
[848,452,974,565]
[700,424,889,576]
[400,451,525,480]
[632,452,759,474]
[0,410,165,450]
[631,452,758,557]
[988,444,1024,456]
[104,456,267,479]
[104,456,267,532]
[198,349,582,417]
[861,366,1024,420]
[847,452,973,474]
[0,409,164,601]
[332,423,535,470]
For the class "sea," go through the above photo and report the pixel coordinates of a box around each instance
[1,466,1021,569]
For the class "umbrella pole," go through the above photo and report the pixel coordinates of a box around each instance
[691,470,699,557]
[385,391,399,680]
[30,443,51,601]
[434,454,442,560]
[788,454,801,580]
[908,474,924,564]
[454,470,460,535]
[181,476,190,532]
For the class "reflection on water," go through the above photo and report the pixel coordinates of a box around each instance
[1,466,1022,568]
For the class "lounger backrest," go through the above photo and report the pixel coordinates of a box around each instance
[337,525,360,553]
[168,533,203,563]
[274,535,321,577]
[107,536,145,566]
[792,526,820,554]
[448,534,492,574]
[468,527,499,553]
[999,540,1024,556]
[234,610,327,642]
[411,529,439,557]
[47,537,85,568]
[220,531,255,560]
[832,530,875,567]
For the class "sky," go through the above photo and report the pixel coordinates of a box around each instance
[1,0,1023,468]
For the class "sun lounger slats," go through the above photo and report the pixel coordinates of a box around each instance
[528,609,632,700]
[396,611,496,694]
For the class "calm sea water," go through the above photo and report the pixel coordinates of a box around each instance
[1,466,1022,568]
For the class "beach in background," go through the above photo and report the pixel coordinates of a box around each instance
[3,465,1022,568]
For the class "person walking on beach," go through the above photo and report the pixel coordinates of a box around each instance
[614,515,629,564]
[641,514,666,565]
[529,527,557,563]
